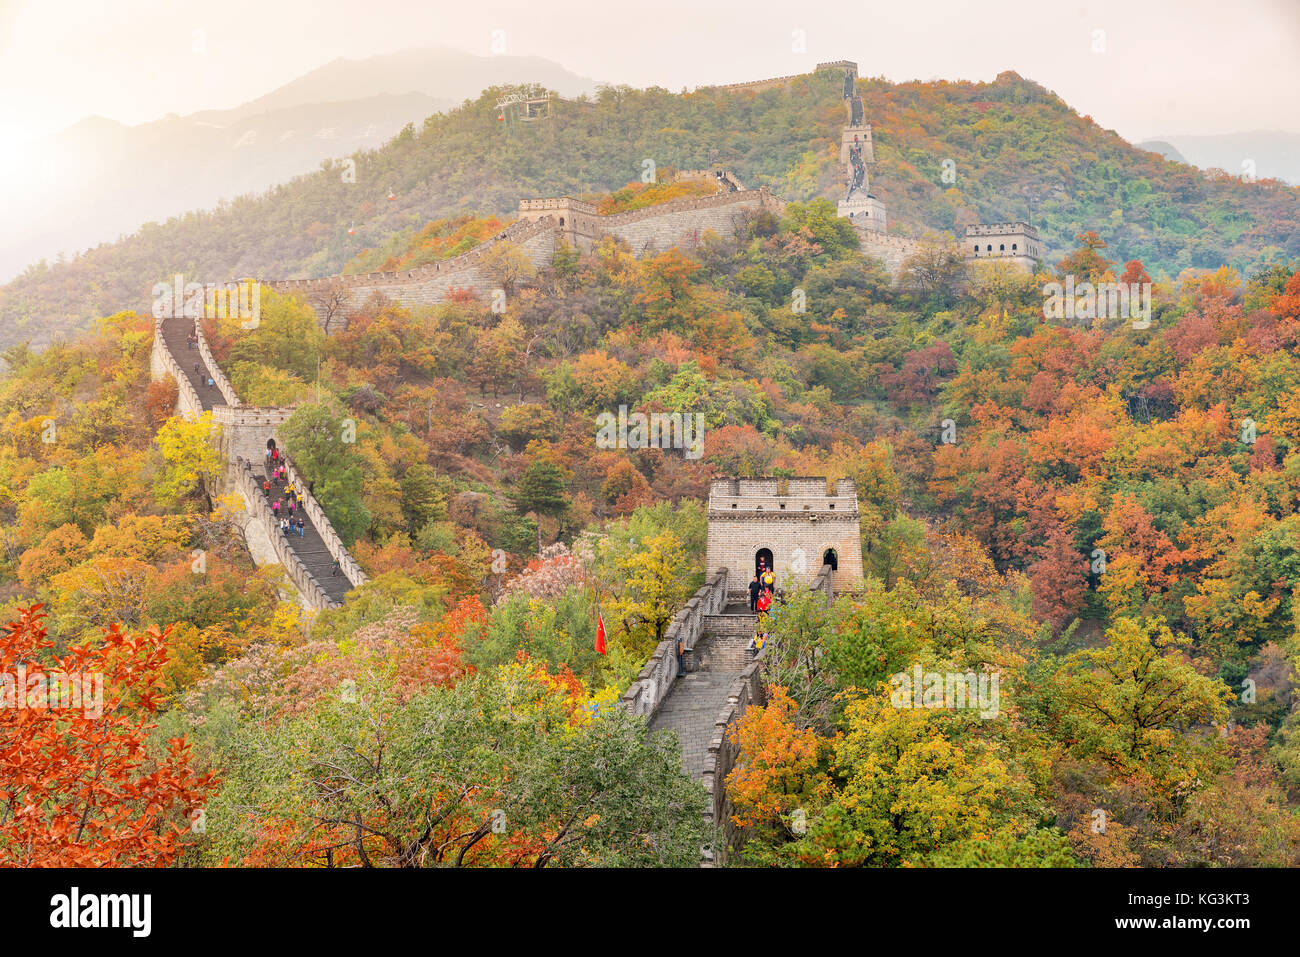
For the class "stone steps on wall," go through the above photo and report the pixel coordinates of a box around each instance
[152,315,363,610]
[254,469,354,606]
[646,622,756,779]
[159,316,224,413]
[646,669,741,781]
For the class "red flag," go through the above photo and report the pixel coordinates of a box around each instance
[595,612,607,656]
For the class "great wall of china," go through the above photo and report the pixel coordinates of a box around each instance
[151,301,854,861]
[151,300,857,861]
[145,59,977,861]
[150,314,368,612]
[619,477,856,863]
[258,60,1038,326]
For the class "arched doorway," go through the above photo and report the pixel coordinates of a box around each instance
[823,548,838,571]
[755,548,773,579]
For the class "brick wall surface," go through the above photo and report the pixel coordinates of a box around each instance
[706,477,864,597]
[695,632,751,671]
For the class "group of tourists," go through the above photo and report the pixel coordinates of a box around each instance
[748,560,776,613]
[189,357,215,390]
[263,444,307,538]
[749,559,778,651]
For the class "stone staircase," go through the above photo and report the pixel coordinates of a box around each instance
[151,313,366,610]
[251,464,355,607]
[647,608,757,780]
[159,316,224,412]
[626,566,835,864]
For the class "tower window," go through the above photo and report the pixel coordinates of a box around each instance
[1012,243,1018,250]
[973,244,979,252]
[999,244,1005,251]
[986,244,992,252]
[559,217,565,226]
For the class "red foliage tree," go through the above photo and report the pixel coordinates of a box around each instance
[881,342,957,409]
[1249,434,1279,472]
[1028,524,1089,630]
[1119,259,1152,287]
[0,606,216,866]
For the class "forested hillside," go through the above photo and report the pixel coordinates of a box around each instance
[3,169,1300,864]
[3,69,1296,351]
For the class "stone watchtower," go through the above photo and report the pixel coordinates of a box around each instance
[516,197,601,251]
[706,477,863,599]
[963,222,1041,272]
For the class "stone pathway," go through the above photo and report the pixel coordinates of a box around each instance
[157,316,354,606]
[160,316,224,412]
[647,625,755,779]
[253,467,355,606]
[648,670,740,779]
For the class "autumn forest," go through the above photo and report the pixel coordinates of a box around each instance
[3,41,1300,877]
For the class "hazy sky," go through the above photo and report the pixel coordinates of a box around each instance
[2,0,1297,147]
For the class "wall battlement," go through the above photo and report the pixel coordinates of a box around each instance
[708,476,857,506]
[815,60,858,76]
[964,221,1038,236]
[518,197,598,214]
[706,73,810,94]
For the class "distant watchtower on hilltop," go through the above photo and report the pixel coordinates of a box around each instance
[706,477,863,599]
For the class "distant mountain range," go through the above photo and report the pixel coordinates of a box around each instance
[1137,131,1300,185]
[2,47,599,283]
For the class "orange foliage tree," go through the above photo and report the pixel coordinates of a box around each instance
[0,606,216,866]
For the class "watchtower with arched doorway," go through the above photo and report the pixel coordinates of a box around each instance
[706,476,863,600]
[516,197,600,250]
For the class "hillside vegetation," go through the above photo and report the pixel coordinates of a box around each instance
[2,69,1296,351]
[3,169,1300,864]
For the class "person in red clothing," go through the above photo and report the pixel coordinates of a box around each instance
[756,589,772,613]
